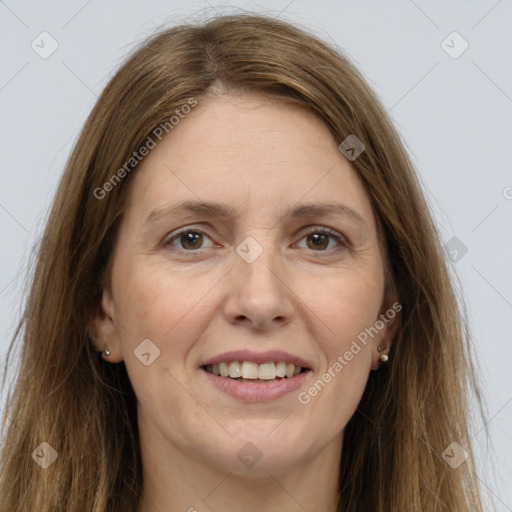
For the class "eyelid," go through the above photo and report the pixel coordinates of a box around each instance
[295,225,349,254]
[162,225,349,254]
[162,226,217,251]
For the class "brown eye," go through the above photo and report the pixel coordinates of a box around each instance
[164,229,215,251]
[180,231,203,250]
[296,227,347,255]
[306,232,329,250]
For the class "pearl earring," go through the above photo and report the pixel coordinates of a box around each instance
[377,344,389,363]
[104,348,111,356]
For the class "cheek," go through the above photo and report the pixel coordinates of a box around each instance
[297,284,377,430]
[112,262,217,365]
[112,267,207,423]
[294,268,382,409]
[301,266,384,346]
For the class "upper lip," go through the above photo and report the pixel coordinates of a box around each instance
[200,350,312,369]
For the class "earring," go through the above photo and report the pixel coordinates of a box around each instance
[377,344,389,363]
[104,348,111,356]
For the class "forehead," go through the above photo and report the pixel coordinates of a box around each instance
[123,94,376,231]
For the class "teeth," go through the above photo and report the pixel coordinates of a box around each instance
[219,362,229,377]
[205,361,305,380]
[241,361,259,379]
[229,361,241,378]
[276,361,287,378]
[259,362,276,380]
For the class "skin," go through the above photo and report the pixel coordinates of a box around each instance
[89,94,398,512]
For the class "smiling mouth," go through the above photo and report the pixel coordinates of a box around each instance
[201,361,311,383]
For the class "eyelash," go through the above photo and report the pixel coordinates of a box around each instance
[162,226,348,257]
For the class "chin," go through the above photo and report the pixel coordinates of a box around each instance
[199,429,313,476]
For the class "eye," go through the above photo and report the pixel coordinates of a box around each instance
[162,226,348,255]
[296,227,347,254]
[163,228,215,251]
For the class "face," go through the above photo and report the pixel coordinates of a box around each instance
[90,93,397,476]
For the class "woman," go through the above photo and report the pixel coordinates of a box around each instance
[0,13,486,511]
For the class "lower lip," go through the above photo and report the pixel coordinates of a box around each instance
[201,368,311,402]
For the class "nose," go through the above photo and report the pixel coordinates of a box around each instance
[222,244,295,331]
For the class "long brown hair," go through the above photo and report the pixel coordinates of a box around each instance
[0,13,487,511]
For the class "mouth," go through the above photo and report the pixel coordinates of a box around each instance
[201,361,311,383]
[199,352,313,402]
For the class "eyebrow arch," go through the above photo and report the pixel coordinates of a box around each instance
[142,200,367,229]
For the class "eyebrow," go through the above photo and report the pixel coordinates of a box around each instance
[142,200,368,229]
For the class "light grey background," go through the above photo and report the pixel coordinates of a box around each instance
[1,1,511,510]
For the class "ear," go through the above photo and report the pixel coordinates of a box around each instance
[370,301,401,371]
[87,288,124,363]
